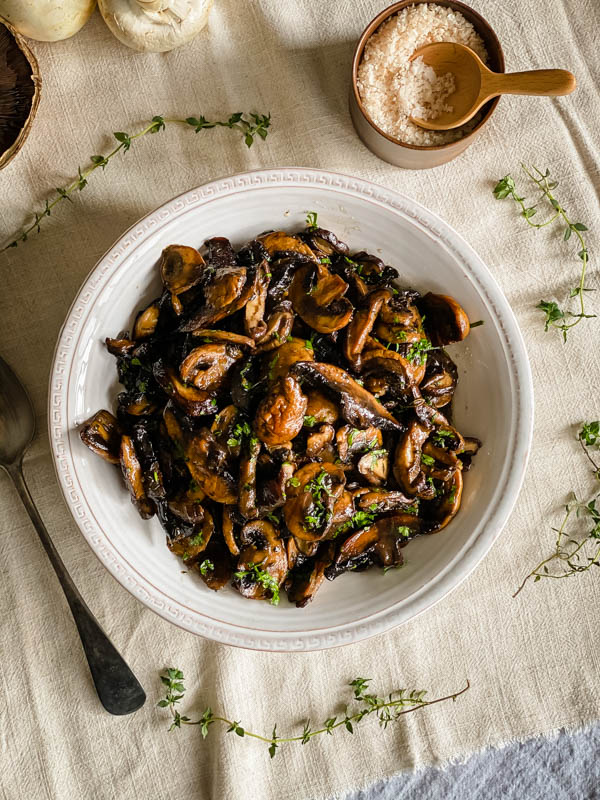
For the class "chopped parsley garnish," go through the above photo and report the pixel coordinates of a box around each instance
[199,559,214,575]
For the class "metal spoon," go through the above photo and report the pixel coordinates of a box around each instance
[0,355,146,715]
[410,42,576,131]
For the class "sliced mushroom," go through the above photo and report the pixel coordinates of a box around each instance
[117,393,158,417]
[192,537,233,591]
[211,405,240,448]
[290,264,353,334]
[80,410,122,464]
[263,337,314,385]
[244,261,270,339]
[371,514,421,567]
[254,305,295,353]
[361,347,426,392]
[179,266,259,332]
[204,236,237,269]
[120,434,155,518]
[393,419,436,498]
[153,359,215,416]
[420,350,458,408]
[234,520,288,602]
[105,334,136,357]
[358,448,389,486]
[185,429,237,503]
[336,424,382,462]
[419,292,470,346]
[458,436,482,470]
[286,542,335,607]
[306,423,336,461]
[254,376,307,447]
[257,451,295,511]
[159,244,206,295]
[283,463,346,541]
[357,490,415,513]
[179,343,243,390]
[167,507,214,563]
[424,469,463,532]
[191,328,256,348]
[167,492,206,524]
[375,291,424,344]
[301,227,349,257]
[291,362,402,432]
[267,254,313,304]
[239,434,261,519]
[163,402,186,454]
[305,389,339,425]
[344,289,391,368]
[131,424,166,503]
[133,301,160,339]
[258,231,316,260]
[222,504,240,556]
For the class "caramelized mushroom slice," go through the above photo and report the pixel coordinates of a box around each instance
[420,350,458,408]
[291,361,402,432]
[167,507,214,563]
[290,264,354,334]
[118,393,158,417]
[234,520,288,602]
[301,227,349,257]
[179,267,259,331]
[286,542,335,607]
[191,329,256,348]
[358,448,389,486]
[254,306,295,353]
[222,505,240,556]
[419,292,470,346]
[80,410,122,464]
[244,261,270,339]
[283,463,346,541]
[105,335,136,357]
[192,537,232,591]
[120,435,155,518]
[258,231,316,260]
[336,424,381,462]
[211,405,240,448]
[153,359,215,416]
[185,429,237,503]
[424,469,463,532]
[361,348,426,392]
[159,244,206,295]
[357,490,415,513]
[179,343,243,390]
[393,419,435,498]
[344,289,391,368]
[239,434,261,519]
[167,492,206,523]
[204,236,237,269]
[133,301,160,339]
[306,423,336,461]
[254,376,307,447]
[375,291,424,344]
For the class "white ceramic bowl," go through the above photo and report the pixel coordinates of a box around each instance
[49,168,533,651]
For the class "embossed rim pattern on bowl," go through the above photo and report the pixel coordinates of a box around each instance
[49,168,533,651]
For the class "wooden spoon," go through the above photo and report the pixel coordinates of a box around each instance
[409,42,576,131]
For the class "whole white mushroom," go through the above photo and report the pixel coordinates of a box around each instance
[98,0,212,52]
[0,0,96,41]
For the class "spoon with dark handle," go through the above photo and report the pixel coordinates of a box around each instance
[0,355,146,715]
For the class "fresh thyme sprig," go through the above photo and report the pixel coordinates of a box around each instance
[493,165,594,341]
[158,668,470,759]
[2,112,271,251]
[513,422,600,597]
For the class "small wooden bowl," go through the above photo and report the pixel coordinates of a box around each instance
[0,15,42,170]
[349,0,505,169]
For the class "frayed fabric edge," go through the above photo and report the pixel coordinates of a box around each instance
[323,716,600,800]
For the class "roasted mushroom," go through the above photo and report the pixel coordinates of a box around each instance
[283,463,346,541]
[185,429,237,504]
[80,410,122,464]
[258,231,316,260]
[120,434,155,518]
[290,264,354,334]
[133,301,160,339]
[419,292,471,346]
[159,244,206,296]
[290,362,402,432]
[179,343,242,390]
[234,520,288,602]
[255,376,307,447]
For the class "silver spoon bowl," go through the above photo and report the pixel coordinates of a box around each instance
[0,355,146,715]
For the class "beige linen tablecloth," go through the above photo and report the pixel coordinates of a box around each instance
[1,1,599,798]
